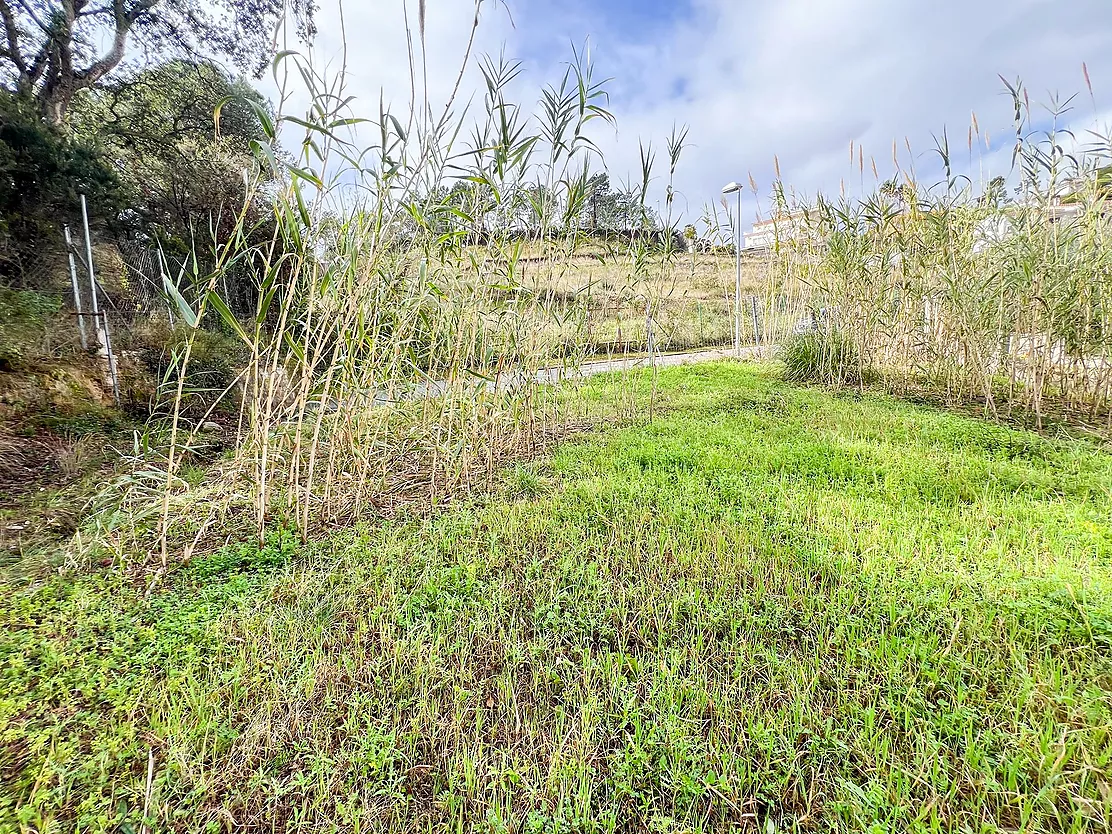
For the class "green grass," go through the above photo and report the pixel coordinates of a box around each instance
[3,363,1112,832]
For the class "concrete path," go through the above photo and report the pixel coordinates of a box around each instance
[536,344,767,384]
[380,345,769,404]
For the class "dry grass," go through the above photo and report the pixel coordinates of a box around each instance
[518,251,771,354]
[770,79,1112,431]
[73,35,688,571]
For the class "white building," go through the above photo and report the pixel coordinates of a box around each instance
[744,213,810,251]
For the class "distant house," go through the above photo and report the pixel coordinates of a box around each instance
[973,198,1092,253]
[743,212,811,251]
[1047,199,1084,224]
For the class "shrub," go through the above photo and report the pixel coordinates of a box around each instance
[138,324,249,405]
[780,329,868,386]
[0,93,124,287]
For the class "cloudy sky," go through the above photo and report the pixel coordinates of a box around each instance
[276,0,1112,225]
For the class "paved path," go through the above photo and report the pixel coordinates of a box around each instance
[377,345,769,405]
[537,344,767,384]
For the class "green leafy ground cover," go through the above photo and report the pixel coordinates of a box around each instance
[3,363,1111,832]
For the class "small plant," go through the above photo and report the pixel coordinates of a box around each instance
[187,524,299,579]
[503,463,554,498]
[780,328,867,386]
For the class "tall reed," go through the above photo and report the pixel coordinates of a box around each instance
[85,7,693,566]
[769,79,1112,431]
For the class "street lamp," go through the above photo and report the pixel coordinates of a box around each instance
[722,182,743,358]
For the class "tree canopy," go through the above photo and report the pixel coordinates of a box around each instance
[69,59,271,248]
[580,173,653,233]
[0,90,122,281]
[0,0,314,123]
[0,57,275,289]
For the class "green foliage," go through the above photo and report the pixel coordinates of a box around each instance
[421,169,666,243]
[138,323,249,401]
[69,60,273,253]
[502,462,554,499]
[980,174,1010,207]
[0,287,66,368]
[580,172,651,232]
[0,94,123,285]
[0,0,313,124]
[3,364,1111,831]
[32,410,123,438]
[781,328,868,386]
[187,524,299,580]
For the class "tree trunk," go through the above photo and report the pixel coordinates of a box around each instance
[41,81,74,125]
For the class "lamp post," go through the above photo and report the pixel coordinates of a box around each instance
[722,182,743,358]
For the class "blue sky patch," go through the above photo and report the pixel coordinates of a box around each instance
[591,0,693,34]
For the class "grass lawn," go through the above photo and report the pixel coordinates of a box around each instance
[3,363,1111,833]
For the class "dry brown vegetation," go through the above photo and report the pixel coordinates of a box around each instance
[769,82,1112,436]
[516,248,770,354]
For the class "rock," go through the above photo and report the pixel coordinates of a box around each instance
[200,421,222,433]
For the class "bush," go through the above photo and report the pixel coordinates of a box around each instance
[780,329,869,386]
[0,93,124,287]
[138,324,249,404]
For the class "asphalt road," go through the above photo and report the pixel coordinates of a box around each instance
[313,345,773,411]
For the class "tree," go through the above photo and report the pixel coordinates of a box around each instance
[0,89,122,284]
[0,0,314,124]
[65,58,284,317]
[69,59,270,247]
[584,172,613,231]
[576,173,654,234]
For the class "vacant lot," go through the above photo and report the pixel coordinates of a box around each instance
[517,249,774,354]
[3,363,1111,832]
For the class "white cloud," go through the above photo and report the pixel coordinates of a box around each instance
[266,0,1112,222]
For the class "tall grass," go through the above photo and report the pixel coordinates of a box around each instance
[768,79,1112,431]
[78,6,693,567]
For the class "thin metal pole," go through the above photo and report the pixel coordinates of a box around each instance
[734,189,743,358]
[80,195,99,336]
[80,194,120,405]
[101,301,120,407]
[63,225,88,350]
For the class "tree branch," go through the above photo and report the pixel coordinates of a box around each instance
[125,0,160,24]
[71,0,160,88]
[0,0,27,77]
[13,0,51,34]
[72,0,126,84]
[24,40,50,86]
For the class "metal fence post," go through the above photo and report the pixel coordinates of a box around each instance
[734,189,743,358]
[63,224,88,350]
[80,194,120,406]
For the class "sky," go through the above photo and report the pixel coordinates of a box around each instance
[266,0,1112,227]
